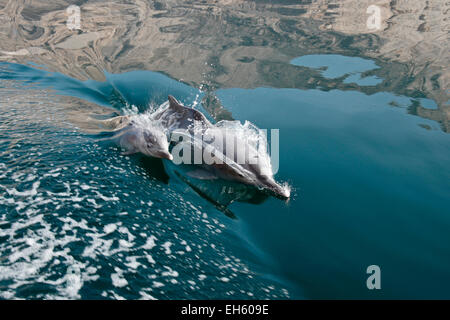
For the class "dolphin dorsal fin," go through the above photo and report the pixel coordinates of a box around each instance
[167,95,212,127]
[168,95,184,111]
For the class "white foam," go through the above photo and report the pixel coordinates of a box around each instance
[6,181,40,197]
[111,272,128,288]
[103,224,117,234]
[161,266,179,277]
[152,281,164,288]
[125,256,141,270]
[80,184,94,190]
[93,190,119,202]
[161,241,172,255]
[145,254,155,264]
[142,235,157,250]
[139,291,157,300]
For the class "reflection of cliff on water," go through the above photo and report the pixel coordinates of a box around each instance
[0,0,448,131]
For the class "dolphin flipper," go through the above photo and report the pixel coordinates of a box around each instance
[173,170,237,219]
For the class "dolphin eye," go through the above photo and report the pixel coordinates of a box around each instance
[146,136,156,144]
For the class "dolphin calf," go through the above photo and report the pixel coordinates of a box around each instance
[155,96,290,199]
[99,115,173,160]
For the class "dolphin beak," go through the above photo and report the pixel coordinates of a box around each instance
[154,150,173,160]
[260,179,290,200]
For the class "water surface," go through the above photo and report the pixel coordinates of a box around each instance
[0,0,449,299]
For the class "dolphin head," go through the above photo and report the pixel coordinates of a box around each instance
[140,128,173,160]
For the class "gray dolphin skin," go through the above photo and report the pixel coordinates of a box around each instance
[106,115,173,160]
[156,95,290,200]
[152,95,213,132]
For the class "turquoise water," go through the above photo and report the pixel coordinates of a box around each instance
[217,87,450,298]
[291,54,380,79]
[0,56,449,299]
[290,54,383,86]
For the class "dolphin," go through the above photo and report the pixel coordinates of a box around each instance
[99,115,173,160]
[155,95,290,199]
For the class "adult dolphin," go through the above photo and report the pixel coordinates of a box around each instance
[154,95,290,200]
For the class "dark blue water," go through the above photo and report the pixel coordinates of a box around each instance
[217,87,450,299]
[0,58,449,299]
